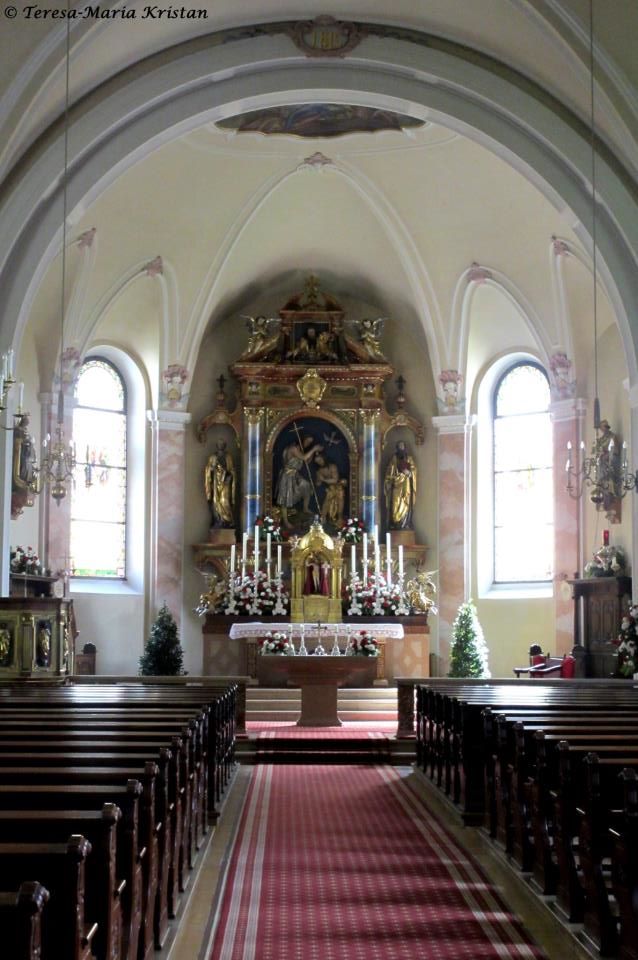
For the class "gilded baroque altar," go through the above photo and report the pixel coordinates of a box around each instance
[194,276,431,683]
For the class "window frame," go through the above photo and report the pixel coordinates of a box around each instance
[70,355,129,581]
[476,352,554,600]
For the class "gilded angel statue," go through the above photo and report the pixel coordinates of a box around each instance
[239,315,282,361]
[344,317,388,362]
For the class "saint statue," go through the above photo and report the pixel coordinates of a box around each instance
[275,435,323,528]
[205,439,236,528]
[314,452,346,527]
[384,440,417,529]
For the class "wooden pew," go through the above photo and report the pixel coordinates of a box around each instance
[0,881,49,960]
[0,806,123,960]
[610,768,638,960]
[0,782,143,960]
[0,835,97,960]
[0,762,159,960]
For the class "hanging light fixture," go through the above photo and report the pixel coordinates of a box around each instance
[41,1,76,505]
[565,0,638,505]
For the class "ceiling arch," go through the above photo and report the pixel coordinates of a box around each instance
[1,22,637,387]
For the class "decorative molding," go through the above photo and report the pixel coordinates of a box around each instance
[161,363,189,410]
[548,351,576,400]
[467,262,493,284]
[299,151,334,171]
[549,397,587,423]
[296,368,327,408]
[437,369,464,415]
[77,227,96,249]
[288,16,368,58]
[627,382,638,410]
[431,414,471,435]
[551,235,570,257]
[147,409,191,431]
[143,255,163,278]
[360,409,381,426]
[243,406,265,426]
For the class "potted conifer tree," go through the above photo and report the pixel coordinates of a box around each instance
[448,600,490,678]
[139,603,186,676]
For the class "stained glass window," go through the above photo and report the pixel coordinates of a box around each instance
[493,362,553,583]
[70,359,127,578]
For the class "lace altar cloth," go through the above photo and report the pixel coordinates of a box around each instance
[229,622,404,639]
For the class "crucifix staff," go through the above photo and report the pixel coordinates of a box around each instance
[290,420,322,515]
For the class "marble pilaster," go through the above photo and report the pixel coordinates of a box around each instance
[550,398,585,653]
[44,392,75,579]
[148,409,191,625]
[432,414,473,675]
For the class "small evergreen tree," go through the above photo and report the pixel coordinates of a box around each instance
[139,604,185,676]
[448,600,490,678]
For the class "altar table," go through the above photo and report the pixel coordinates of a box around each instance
[258,655,374,726]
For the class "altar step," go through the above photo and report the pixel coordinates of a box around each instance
[246,686,398,723]
[236,733,415,766]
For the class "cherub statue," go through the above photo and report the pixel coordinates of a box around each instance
[195,573,227,617]
[344,317,388,362]
[405,571,438,615]
[239,315,282,361]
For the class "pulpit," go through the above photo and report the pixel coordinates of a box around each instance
[0,597,77,680]
[568,576,632,677]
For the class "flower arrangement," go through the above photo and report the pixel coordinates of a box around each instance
[234,570,289,616]
[255,515,287,542]
[615,604,638,678]
[339,517,365,544]
[349,630,379,657]
[343,575,404,616]
[259,631,293,655]
[584,544,625,578]
[10,545,43,576]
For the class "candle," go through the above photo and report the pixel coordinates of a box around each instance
[398,545,404,578]
[7,349,14,378]
[266,532,271,562]
[1,354,6,379]
[17,381,24,412]
[375,544,381,582]
[254,523,260,554]
[351,544,356,576]
[230,544,236,573]
[242,532,248,563]
[362,532,368,565]
[277,544,282,575]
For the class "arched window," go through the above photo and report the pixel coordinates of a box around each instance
[70,358,127,578]
[492,362,553,583]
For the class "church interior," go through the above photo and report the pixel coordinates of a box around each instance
[1,2,638,959]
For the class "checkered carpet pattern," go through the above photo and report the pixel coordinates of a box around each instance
[208,765,546,960]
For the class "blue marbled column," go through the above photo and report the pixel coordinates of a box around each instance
[243,407,263,533]
[361,410,379,533]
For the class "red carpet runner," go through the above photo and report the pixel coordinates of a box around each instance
[208,765,547,959]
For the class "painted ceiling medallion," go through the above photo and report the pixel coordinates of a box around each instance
[217,104,425,139]
[289,16,367,58]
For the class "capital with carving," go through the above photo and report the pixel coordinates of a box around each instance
[244,407,265,426]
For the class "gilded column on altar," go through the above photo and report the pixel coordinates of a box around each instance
[360,408,380,532]
[243,406,264,533]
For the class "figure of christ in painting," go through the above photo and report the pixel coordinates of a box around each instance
[275,435,323,528]
[314,453,347,528]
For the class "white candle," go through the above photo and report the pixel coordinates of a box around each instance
[374,524,379,546]
[7,349,14,378]
[398,545,404,578]
[277,544,282,575]
[386,531,391,556]
[375,545,381,581]
[17,381,24,412]
[362,532,368,565]
[230,544,236,573]
[386,532,392,584]
[351,544,356,576]
[254,524,260,554]
[266,532,271,562]
[242,532,248,562]
[1,354,6,379]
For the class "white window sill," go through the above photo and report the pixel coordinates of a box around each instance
[480,583,553,600]
[70,579,142,597]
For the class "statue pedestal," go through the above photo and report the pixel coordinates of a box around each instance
[207,529,236,545]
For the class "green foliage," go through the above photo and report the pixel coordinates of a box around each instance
[448,600,490,678]
[139,603,185,676]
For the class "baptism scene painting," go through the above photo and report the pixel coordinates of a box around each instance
[271,416,351,536]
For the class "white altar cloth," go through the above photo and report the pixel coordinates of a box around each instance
[229,622,404,639]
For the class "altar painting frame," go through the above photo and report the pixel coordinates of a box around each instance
[265,411,358,535]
